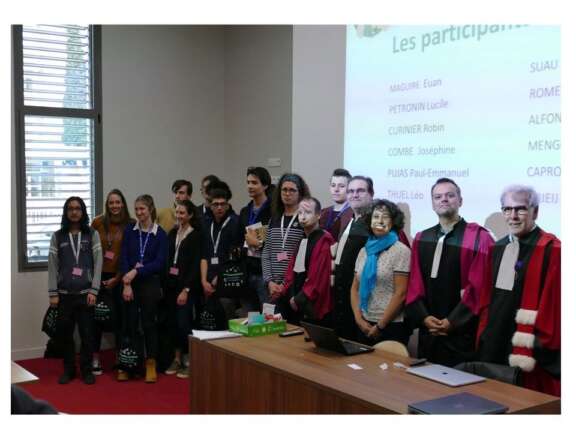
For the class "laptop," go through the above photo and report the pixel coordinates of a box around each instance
[406,364,486,387]
[301,322,374,356]
[408,392,509,414]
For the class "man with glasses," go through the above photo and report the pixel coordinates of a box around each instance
[406,178,494,367]
[476,185,560,396]
[200,183,240,321]
[332,175,374,340]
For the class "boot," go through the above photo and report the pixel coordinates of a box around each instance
[117,369,129,382]
[145,359,157,383]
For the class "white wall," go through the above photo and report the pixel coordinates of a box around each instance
[292,25,347,206]
[102,25,228,210]
[12,25,231,359]
[11,25,299,359]
[223,25,293,210]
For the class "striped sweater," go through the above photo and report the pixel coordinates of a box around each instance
[261,214,304,285]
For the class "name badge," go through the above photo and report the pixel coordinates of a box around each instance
[135,262,144,269]
[169,266,180,276]
[276,252,288,262]
[104,250,115,260]
[211,257,219,265]
[72,267,83,277]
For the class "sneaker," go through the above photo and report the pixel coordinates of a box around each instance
[176,366,189,379]
[181,354,189,368]
[58,371,76,384]
[82,372,96,385]
[92,358,103,375]
[165,359,181,375]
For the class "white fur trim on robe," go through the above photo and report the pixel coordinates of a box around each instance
[516,309,538,326]
[509,354,536,372]
[512,331,535,348]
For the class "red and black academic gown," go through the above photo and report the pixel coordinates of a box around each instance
[406,219,494,367]
[320,205,353,241]
[284,228,335,325]
[477,227,560,396]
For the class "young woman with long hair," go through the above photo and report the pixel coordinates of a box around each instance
[164,200,202,378]
[90,189,134,375]
[119,194,168,383]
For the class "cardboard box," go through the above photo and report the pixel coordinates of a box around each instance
[228,318,287,337]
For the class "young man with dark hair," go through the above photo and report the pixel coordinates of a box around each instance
[238,167,273,309]
[200,184,240,320]
[197,174,221,219]
[48,196,103,385]
[320,168,353,241]
[406,178,494,367]
[157,179,194,233]
[476,185,560,396]
[284,197,335,325]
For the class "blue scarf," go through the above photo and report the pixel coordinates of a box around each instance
[359,231,398,313]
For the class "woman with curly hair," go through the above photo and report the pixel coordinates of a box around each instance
[350,199,411,346]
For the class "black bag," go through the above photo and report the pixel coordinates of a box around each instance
[217,249,247,298]
[41,306,59,338]
[454,361,523,386]
[117,304,144,373]
[198,296,227,331]
[94,290,116,332]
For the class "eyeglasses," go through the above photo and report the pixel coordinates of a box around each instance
[281,188,298,194]
[210,202,229,208]
[347,188,367,195]
[501,205,529,216]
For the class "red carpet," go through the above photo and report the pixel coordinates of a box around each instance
[16,351,189,414]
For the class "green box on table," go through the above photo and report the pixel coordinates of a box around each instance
[228,318,287,337]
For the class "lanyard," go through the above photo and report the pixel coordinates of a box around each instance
[68,232,82,265]
[174,226,192,264]
[138,224,153,263]
[211,216,231,257]
[280,213,298,250]
[248,199,268,226]
[105,226,121,250]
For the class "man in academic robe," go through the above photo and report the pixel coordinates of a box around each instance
[406,178,494,367]
[476,185,560,396]
[284,197,335,325]
[319,168,354,241]
[332,176,375,340]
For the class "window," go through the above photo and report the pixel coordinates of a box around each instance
[13,25,102,270]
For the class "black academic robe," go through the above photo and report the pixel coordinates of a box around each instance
[406,219,479,367]
[333,219,370,340]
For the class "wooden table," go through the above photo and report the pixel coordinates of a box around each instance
[189,332,560,414]
[12,361,39,385]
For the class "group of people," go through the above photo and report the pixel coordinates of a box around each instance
[47,167,561,397]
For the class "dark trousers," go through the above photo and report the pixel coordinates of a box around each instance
[356,321,410,347]
[123,277,161,359]
[56,294,94,374]
[93,272,123,353]
[166,289,195,354]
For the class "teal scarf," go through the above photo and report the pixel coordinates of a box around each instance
[359,231,398,313]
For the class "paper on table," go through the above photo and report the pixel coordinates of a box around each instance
[347,363,363,370]
[190,330,242,340]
